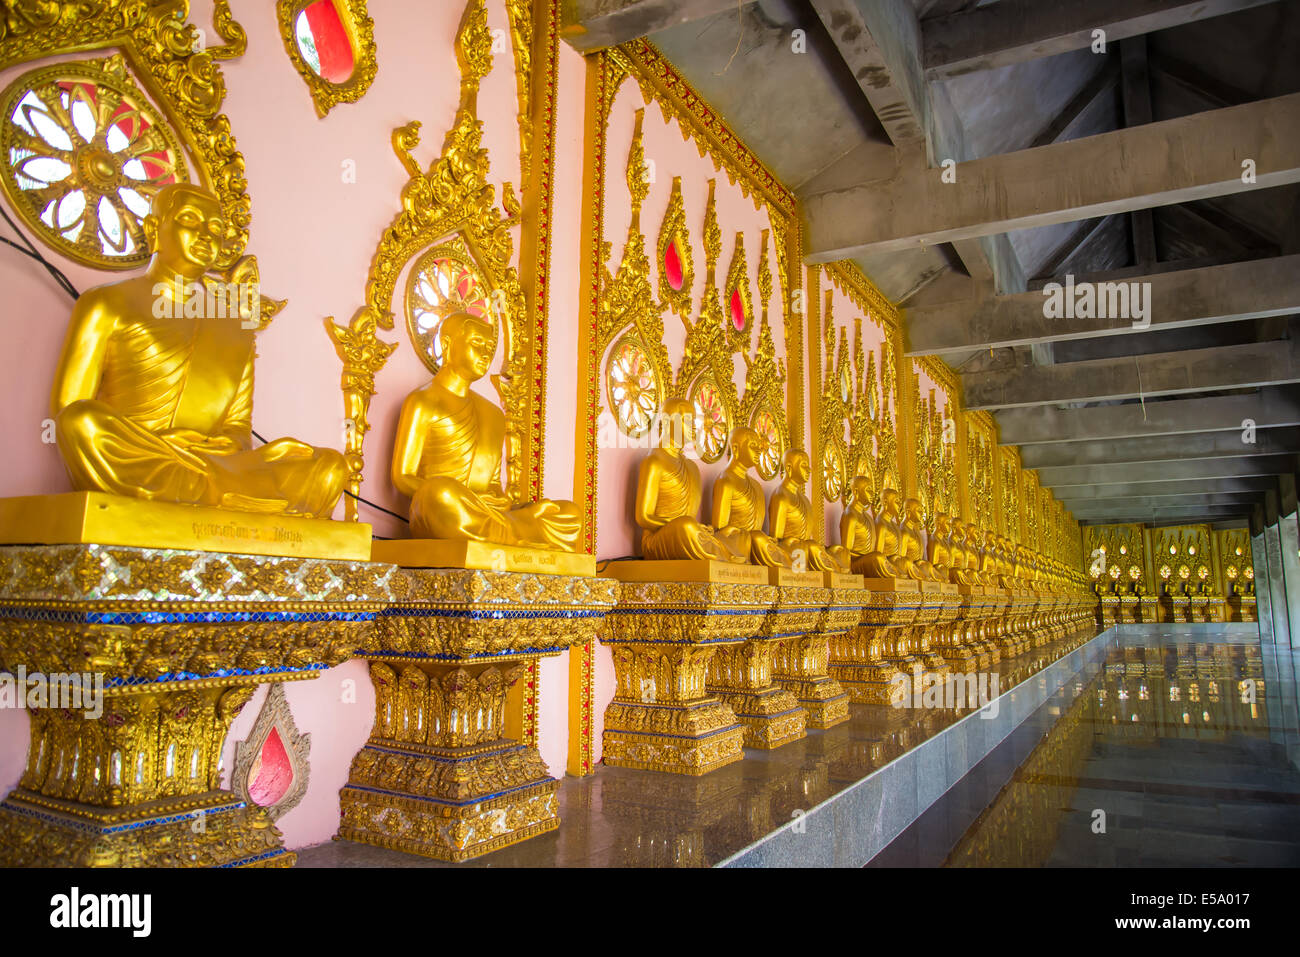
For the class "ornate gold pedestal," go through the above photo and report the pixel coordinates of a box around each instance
[0,536,395,867]
[938,583,983,672]
[337,563,615,862]
[829,578,919,705]
[1171,595,1191,623]
[599,561,774,775]
[706,568,819,749]
[772,572,859,730]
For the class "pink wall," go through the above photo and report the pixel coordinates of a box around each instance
[0,0,572,846]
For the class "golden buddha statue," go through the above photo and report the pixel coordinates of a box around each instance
[895,497,943,582]
[981,531,1002,583]
[964,525,988,585]
[50,183,345,518]
[633,397,745,563]
[949,519,979,586]
[927,512,954,581]
[768,449,850,572]
[844,484,902,578]
[392,312,580,550]
[711,427,792,568]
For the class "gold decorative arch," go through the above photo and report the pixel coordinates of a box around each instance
[656,175,693,318]
[275,0,378,118]
[738,230,787,481]
[325,0,528,519]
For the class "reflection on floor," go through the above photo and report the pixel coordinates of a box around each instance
[298,629,1100,867]
[940,630,1300,867]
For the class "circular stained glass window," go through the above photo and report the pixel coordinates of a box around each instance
[0,57,189,269]
[1178,564,1191,580]
[689,376,730,463]
[1244,567,1254,580]
[1129,566,1141,581]
[1226,566,1239,580]
[606,336,660,438]
[750,407,783,480]
[404,247,492,374]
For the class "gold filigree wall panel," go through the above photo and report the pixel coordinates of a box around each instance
[0,0,252,271]
[326,0,531,519]
[276,0,378,118]
[1083,523,1148,592]
[967,412,996,534]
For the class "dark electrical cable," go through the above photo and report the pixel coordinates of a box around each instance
[250,428,408,522]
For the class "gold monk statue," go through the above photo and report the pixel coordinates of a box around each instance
[634,397,745,563]
[927,512,954,581]
[392,311,581,550]
[963,524,988,586]
[895,497,943,582]
[51,183,345,517]
[768,449,851,573]
[712,427,792,568]
[847,485,904,578]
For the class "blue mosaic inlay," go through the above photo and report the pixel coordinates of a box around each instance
[0,606,375,626]
[382,607,605,621]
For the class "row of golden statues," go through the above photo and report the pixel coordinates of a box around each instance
[0,184,1098,867]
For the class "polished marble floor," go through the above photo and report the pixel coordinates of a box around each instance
[877,628,1300,867]
[298,627,1102,868]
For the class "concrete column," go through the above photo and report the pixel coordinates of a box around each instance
[1280,511,1300,649]
[1251,529,1275,643]
[1264,523,1290,647]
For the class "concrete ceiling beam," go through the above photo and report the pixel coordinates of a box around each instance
[559,0,758,52]
[995,388,1300,445]
[905,255,1300,356]
[1019,427,1300,469]
[1037,455,1300,489]
[964,334,1300,411]
[803,93,1300,262]
[1056,477,1278,500]
[922,0,1281,80]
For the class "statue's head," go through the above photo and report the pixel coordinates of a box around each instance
[881,487,900,514]
[850,475,873,506]
[934,512,950,533]
[144,183,225,276]
[951,518,966,537]
[658,396,695,453]
[903,497,923,521]
[783,449,810,485]
[438,311,495,382]
[728,427,760,470]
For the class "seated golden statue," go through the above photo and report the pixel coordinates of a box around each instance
[633,397,745,563]
[964,525,988,585]
[981,531,1002,584]
[711,427,792,568]
[949,518,979,586]
[895,497,944,582]
[768,449,850,572]
[392,312,580,550]
[927,512,955,581]
[842,482,901,578]
[50,183,345,518]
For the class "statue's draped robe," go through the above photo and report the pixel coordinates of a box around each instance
[56,315,343,517]
[639,452,737,562]
[407,388,580,549]
[771,488,847,572]
[716,475,789,568]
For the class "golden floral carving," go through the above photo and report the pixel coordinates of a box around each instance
[326,0,529,516]
[656,175,694,318]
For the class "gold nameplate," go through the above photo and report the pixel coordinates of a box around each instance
[601,559,768,585]
[0,492,371,561]
[372,539,596,577]
[921,581,958,596]
[862,577,921,593]
[769,567,824,588]
[825,572,865,590]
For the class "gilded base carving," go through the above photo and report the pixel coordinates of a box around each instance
[0,790,293,868]
[337,743,559,862]
[341,565,615,860]
[707,635,807,749]
[772,633,849,729]
[599,569,776,775]
[0,539,395,867]
[602,699,746,774]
